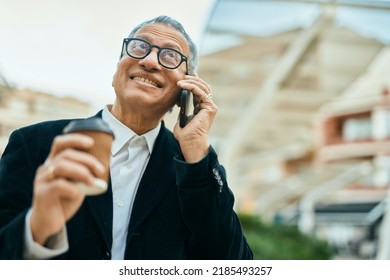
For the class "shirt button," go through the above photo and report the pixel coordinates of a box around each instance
[212,168,219,176]
[116,199,124,207]
[217,179,223,186]
[134,138,141,145]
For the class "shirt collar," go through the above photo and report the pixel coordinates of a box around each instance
[102,105,161,156]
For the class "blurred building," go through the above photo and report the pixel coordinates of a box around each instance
[199,0,390,259]
[0,74,93,154]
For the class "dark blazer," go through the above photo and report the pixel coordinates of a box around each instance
[0,113,252,260]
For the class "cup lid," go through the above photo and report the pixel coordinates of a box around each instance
[63,118,114,137]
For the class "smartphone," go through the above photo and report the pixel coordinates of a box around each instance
[179,89,193,128]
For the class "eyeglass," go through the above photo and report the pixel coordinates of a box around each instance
[121,38,188,74]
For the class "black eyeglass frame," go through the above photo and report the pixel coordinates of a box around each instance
[121,38,189,74]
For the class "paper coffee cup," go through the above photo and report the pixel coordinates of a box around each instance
[63,118,114,195]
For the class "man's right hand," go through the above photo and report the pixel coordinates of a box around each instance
[30,133,105,245]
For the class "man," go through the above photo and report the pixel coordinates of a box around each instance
[0,16,253,259]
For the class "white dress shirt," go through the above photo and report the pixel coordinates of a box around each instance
[24,106,160,259]
[102,106,160,259]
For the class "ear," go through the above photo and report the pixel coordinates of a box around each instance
[112,62,120,87]
[112,68,119,87]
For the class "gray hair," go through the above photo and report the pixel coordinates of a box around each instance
[127,15,198,74]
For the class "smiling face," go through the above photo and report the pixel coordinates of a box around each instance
[111,23,189,128]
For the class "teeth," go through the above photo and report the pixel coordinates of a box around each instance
[133,76,158,87]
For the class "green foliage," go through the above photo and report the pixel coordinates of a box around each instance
[239,213,332,259]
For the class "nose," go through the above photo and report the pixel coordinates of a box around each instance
[139,49,161,71]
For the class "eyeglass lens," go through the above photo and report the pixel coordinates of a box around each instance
[126,39,184,69]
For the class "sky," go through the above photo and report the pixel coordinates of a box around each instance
[2,0,390,110]
[207,1,390,42]
[0,0,215,109]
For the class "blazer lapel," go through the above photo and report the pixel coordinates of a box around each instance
[85,179,113,250]
[82,115,177,251]
[127,124,179,235]
[84,112,113,250]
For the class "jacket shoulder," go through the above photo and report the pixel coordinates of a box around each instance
[12,119,81,155]
[18,111,102,138]
[19,119,78,135]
